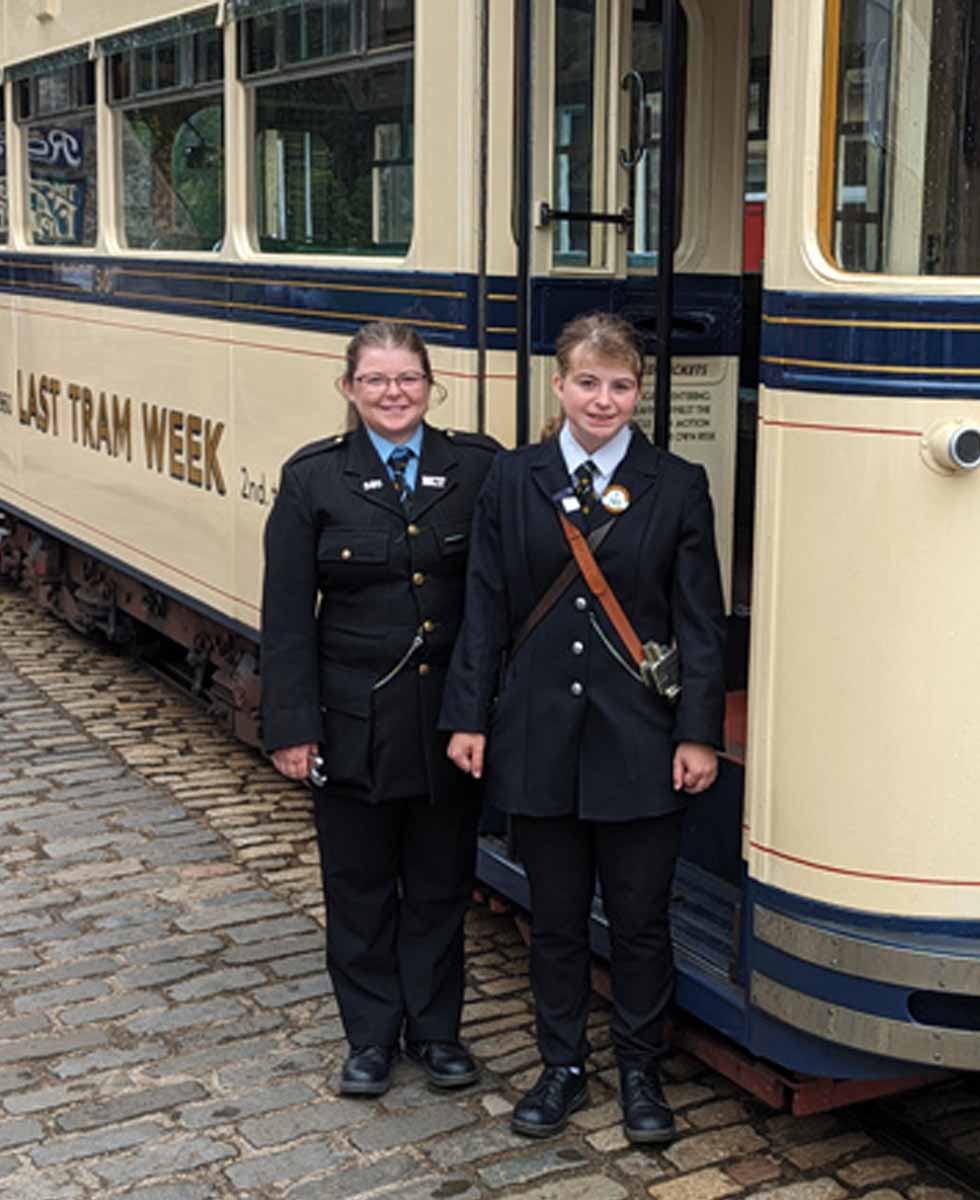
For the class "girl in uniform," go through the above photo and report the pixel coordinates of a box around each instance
[442,312,725,1144]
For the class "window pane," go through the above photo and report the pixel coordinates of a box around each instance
[245,13,278,74]
[283,2,352,63]
[367,0,413,48]
[120,99,225,250]
[253,58,413,254]
[627,0,687,267]
[832,0,980,274]
[27,114,97,246]
[553,0,599,267]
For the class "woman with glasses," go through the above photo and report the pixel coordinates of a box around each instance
[261,321,498,1097]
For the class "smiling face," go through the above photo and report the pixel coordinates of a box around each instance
[552,346,640,453]
[341,344,431,443]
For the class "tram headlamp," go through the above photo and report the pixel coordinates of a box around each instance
[920,421,980,474]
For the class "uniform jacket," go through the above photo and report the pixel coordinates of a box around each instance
[439,428,726,820]
[261,421,498,803]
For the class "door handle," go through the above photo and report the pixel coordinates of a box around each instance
[619,70,647,169]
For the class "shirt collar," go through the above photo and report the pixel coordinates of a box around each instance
[365,422,424,464]
[558,421,633,480]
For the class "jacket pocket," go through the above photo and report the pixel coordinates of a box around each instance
[434,524,469,556]
[317,528,389,565]
[318,661,373,788]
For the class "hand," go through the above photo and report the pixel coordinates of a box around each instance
[272,742,318,781]
[672,741,717,794]
[447,732,486,780]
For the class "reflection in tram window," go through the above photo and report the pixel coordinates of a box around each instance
[244,1,414,256]
[831,0,980,274]
[105,10,225,252]
[14,55,97,247]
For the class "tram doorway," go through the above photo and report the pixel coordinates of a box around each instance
[508,0,771,1014]
[523,0,766,700]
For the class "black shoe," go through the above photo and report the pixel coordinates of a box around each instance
[620,1065,675,1144]
[339,1045,397,1096]
[405,1040,479,1089]
[511,1066,588,1138]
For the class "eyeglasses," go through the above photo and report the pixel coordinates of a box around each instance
[353,371,428,394]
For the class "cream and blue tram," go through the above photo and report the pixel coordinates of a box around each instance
[1,0,979,1102]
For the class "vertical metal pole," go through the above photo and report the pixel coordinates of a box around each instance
[476,0,490,432]
[514,0,533,446]
[654,0,680,450]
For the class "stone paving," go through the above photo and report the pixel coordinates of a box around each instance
[0,585,968,1199]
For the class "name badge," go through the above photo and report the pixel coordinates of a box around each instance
[601,485,631,514]
[362,478,384,491]
[421,474,446,489]
[561,494,582,514]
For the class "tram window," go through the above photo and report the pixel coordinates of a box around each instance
[828,0,980,274]
[553,0,601,267]
[627,0,687,267]
[244,3,414,256]
[106,16,225,253]
[15,60,97,248]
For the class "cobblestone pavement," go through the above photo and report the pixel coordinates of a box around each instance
[0,584,969,1199]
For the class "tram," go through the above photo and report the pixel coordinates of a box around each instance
[2,0,980,1109]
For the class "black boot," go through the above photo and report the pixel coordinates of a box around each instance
[511,1066,588,1138]
[620,1064,675,1144]
[405,1040,479,1089]
[339,1045,397,1096]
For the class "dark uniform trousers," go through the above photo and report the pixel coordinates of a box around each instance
[314,788,479,1049]
[513,809,684,1068]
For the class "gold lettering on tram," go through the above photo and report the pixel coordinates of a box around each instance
[14,368,225,497]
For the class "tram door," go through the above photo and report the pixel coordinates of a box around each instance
[533,0,751,627]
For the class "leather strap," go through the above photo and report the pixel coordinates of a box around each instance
[509,520,615,659]
[558,511,645,667]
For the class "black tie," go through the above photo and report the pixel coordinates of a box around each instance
[573,460,598,515]
[388,446,414,504]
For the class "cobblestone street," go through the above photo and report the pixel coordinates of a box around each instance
[0,586,969,1199]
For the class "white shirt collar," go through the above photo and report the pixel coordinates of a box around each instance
[558,421,633,488]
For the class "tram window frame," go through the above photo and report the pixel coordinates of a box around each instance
[15,61,98,249]
[105,21,226,253]
[241,1,415,259]
[823,0,980,276]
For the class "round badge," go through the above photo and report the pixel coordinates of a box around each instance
[601,485,631,514]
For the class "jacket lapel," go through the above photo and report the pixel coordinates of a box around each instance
[408,425,459,521]
[342,424,404,518]
[530,438,587,532]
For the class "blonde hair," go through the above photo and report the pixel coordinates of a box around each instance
[554,312,645,384]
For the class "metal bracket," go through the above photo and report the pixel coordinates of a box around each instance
[538,202,633,231]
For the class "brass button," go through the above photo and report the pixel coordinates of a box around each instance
[407,523,420,537]
[418,662,431,676]
[422,619,435,633]
[340,548,352,561]
[412,571,426,586]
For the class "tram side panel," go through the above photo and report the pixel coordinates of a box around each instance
[4,299,236,626]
